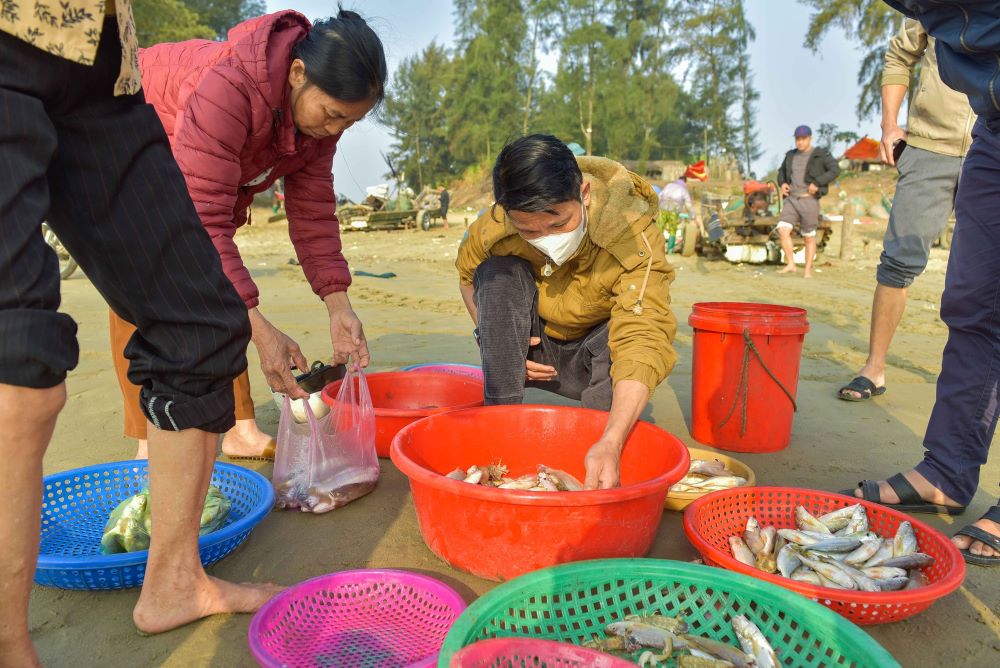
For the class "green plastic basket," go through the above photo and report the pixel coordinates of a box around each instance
[439,559,898,668]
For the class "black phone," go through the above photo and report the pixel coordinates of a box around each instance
[892,139,907,164]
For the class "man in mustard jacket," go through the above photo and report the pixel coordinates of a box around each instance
[456,135,677,489]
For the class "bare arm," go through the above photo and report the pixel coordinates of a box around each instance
[880,84,909,165]
[459,281,478,325]
[583,380,650,489]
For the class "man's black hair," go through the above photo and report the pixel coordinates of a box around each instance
[492,134,583,214]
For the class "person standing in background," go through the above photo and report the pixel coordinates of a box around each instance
[839,18,975,402]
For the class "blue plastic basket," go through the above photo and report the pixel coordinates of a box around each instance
[36,460,274,590]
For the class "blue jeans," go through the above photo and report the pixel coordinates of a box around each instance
[916,123,1000,506]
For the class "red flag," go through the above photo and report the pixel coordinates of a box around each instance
[684,160,708,181]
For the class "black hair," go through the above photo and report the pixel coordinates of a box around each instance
[294,6,387,106]
[492,134,583,215]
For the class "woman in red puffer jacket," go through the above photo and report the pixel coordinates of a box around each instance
[111,8,386,459]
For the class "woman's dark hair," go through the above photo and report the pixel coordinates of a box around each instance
[492,134,583,215]
[294,6,387,105]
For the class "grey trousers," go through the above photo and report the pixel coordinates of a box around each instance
[473,256,613,410]
[878,145,963,288]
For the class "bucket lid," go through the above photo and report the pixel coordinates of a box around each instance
[688,301,810,335]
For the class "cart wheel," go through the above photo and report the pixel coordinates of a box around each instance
[420,210,433,231]
[681,221,699,257]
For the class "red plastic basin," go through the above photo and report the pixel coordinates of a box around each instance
[323,371,484,458]
[390,405,690,581]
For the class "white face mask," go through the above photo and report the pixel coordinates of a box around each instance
[525,199,588,268]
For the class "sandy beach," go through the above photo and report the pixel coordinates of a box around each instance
[32,206,999,667]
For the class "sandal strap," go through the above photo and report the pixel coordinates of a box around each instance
[841,376,875,398]
[955,525,1000,551]
[885,473,924,505]
[859,479,882,503]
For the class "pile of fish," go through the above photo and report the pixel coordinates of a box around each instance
[583,612,778,667]
[728,504,933,592]
[669,458,748,495]
[444,462,584,491]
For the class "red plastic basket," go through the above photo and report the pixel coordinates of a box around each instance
[683,486,965,625]
[448,638,635,667]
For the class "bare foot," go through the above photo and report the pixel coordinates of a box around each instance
[221,419,275,458]
[133,574,284,635]
[0,639,42,668]
[952,517,1000,559]
[803,269,813,279]
[777,264,798,274]
[852,469,963,508]
[134,439,149,460]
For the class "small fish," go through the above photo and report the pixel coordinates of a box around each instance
[818,504,863,532]
[790,568,822,585]
[816,572,851,590]
[844,535,883,565]
[624,613,688,634]
[822,558,881,592]
[875,576,910,591]
[605,622,680,650]
[744,517,766,555]
[796,506,833,534]
[638,649,671,668]
[730,536,757,567]
[843,506,869,535]
[689,458,733,477]
[682,635,756,668]
[795,551,856,589]
[777,528,819,546]
[497,476,537,490]
[755,551,778,574]
[861,566,908,580]
[879,552,934,569]
[804,537,862,553]
[445,468,466,481]
[893,521,918,557]
[583,634,636,652]
[777,543,802,578]
[864,538,895,568]
[759,526,777,557]
[772,532,786,556]
[732,615,779,668]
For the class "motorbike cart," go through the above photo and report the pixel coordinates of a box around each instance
[691,182,833,264]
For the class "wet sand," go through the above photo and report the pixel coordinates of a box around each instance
[32,209,999,666]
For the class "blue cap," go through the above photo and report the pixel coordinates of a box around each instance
[794,125,812,138]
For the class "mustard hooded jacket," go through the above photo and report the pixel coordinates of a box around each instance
[456,156,676,392]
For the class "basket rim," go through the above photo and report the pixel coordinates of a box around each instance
[248,568,468,667]
[390,405,691,507]
[438,558,899,666]
[322,370,484,418]
[682,486,967,605]
[36,460,273,570]
[450,637,635,666]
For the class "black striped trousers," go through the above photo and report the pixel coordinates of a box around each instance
[0,21,250,434]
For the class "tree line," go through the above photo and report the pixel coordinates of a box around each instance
[133,0,265,47]
[383,0,762,192]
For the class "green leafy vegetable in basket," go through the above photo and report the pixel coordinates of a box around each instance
[100,485,231,554]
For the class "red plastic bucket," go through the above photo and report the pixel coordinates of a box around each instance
[688,302,809,452]
[323,371,484,458]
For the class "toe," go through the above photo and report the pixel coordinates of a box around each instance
[952,534,973,550]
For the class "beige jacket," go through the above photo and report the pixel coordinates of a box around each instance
[882,18,975,157]
[456,156,676,392]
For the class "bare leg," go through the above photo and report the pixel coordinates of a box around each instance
[0,382,66,668]
[777,227,797,273]
[132,424,282,634]
[134,439,148,460]
[803,236,817,278]
[220,419,274,458]
[843,284,907,399]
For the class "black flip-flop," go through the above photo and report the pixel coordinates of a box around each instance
[838,376,887,402]
[955,505,1000,567]
[839,473,966,515]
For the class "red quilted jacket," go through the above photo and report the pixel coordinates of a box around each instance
[139,10,351,309]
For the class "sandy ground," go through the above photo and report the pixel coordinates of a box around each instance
[31,209,999,667]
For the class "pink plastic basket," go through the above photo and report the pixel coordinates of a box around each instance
[448,638,635,667]
[248,569,467,668]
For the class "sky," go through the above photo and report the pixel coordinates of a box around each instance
[267,0,884,201]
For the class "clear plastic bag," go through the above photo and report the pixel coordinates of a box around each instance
[272,361,379,513]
